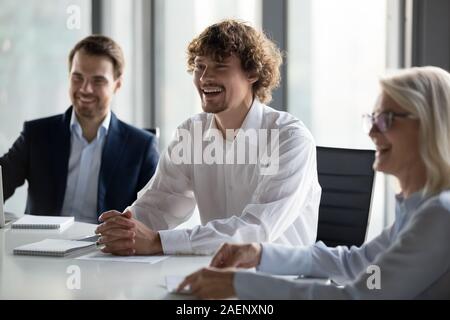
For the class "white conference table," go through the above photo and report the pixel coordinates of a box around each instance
[0,221,211,299]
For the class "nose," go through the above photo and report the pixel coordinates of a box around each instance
[199,67,214,83]
[80,79,94,93]
[368,123,381,139]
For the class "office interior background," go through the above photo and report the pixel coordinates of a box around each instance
[0,0,449,241]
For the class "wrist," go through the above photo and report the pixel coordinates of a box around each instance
[227,271,237,298]
[140,229,163,255]
[251,243,262,266]
[153,232,163,254]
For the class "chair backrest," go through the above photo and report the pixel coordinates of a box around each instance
[316,146,375,247]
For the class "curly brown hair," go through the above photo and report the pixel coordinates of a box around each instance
[187,19,282,104]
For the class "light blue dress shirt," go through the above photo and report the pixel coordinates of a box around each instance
[235,189,450,299]
[61,110,111,224]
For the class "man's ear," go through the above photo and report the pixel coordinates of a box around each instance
[113,76,123,94]
[247,72,259,85]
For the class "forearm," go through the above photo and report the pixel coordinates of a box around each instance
[257,243,313,276]
[257,229,391,282]
[234,271,352,300]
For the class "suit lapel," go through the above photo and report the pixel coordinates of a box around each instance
[53,107,72,213]
[97,112,127,215]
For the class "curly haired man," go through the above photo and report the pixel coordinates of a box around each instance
[96,20,321,256]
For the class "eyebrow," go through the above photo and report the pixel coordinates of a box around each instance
[92,75,107,81]
[378,107,398,113]
[71,72,107,81]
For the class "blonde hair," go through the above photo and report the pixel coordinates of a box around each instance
[380,66,450,196]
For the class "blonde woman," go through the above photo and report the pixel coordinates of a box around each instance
[179,66,450,299]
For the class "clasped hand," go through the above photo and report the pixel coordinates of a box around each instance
[95,210,163,256]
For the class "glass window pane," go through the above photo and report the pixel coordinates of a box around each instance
[101,0,136,125]
[288,0,391,239]
[0,0,91,213]
[288,0,387,149]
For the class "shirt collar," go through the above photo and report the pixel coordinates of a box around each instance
[239,98,264,132]
[204,99,264,142]
[70,109,111,141]
[395,189,429,216]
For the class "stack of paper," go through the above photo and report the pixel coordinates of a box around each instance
[13,239,95,257]
[12,215,74,231]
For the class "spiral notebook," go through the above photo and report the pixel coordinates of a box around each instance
[11,215,74,231]
[13,239,95,257]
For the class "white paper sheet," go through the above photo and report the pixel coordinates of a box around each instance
[76,251,168,264]
[165,275,192,294]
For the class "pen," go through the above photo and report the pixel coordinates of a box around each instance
[78,234,101,242]
[95,239,106,250]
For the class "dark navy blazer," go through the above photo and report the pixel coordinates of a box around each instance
[0,107,159,220]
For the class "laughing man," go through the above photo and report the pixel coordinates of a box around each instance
[96,20,321,255]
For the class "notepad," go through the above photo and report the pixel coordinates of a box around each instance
[13,239,95,257]
[76,251,168,264]
[11,215,74,231]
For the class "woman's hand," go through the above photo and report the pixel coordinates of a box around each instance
[177,267,236,299]
[210,242,262,268]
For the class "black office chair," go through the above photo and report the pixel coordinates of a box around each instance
[315,146,375,247]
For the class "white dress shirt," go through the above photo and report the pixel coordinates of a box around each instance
[234,189,450,299]
[61,110,110,224]
[128,99,321,254]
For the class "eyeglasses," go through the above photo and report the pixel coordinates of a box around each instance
[362,111,416,134]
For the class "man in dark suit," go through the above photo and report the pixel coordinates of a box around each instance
[0,35,159,224]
